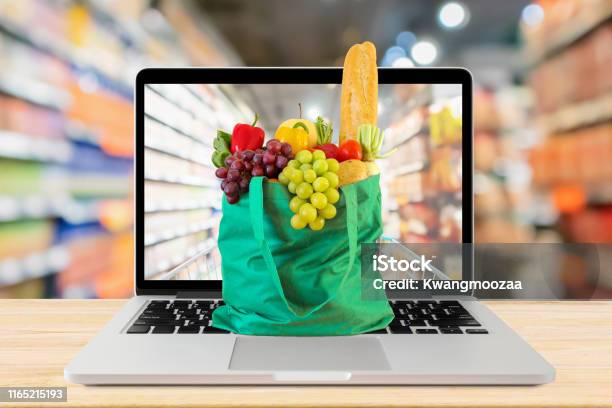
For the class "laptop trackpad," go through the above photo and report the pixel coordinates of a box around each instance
[229,337,391,371]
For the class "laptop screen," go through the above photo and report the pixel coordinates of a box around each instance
[143,82,463,281]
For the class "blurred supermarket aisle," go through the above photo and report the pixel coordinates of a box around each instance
[0,0,239,298]
[1,0,611,298]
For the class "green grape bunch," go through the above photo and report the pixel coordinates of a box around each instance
[278,149,340,231]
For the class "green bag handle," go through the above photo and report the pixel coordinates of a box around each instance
[249,176,358,318]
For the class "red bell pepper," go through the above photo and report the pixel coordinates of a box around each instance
[230,114,265,153]
[337,140,362,162]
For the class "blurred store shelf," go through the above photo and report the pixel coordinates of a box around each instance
[0,245,70,286]
[0,0,240,299]
[0,130,73,163]
[380,84,463,245]
[473,87,536,243]
[142,81,246,283]
[0,72,71,109]
[535,92,612,135]
[523,0,612,66]
[523,0,612,249]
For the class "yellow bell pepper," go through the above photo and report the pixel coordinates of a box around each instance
[274,122,310,153]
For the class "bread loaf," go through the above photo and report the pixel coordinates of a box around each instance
[340,41,378,144]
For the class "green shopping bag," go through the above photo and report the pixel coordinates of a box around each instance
[212,174,393,336]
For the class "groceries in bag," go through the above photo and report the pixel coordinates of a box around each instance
[210,41,396,335]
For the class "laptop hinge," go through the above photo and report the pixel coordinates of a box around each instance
[175,291,221,299]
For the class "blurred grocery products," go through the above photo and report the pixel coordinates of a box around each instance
[0,0,238,298]
[144,83,248,280]
[473,87,536,243]
[523,0,612,243]
[381,84,463,244]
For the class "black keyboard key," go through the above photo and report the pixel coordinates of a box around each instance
[185,320,209,327]
[127,325,150,334]
[145,305,168,311]
[389,318,406,327]
[391,307,409,317]
[141,311,174,318]
[446,307,469,314]
[133,319,151,325]
[415,329,438,334]
[147,301,170,309]
[178,326,200,334]
[172,300,192,306]
[440,328,463,334]
[203,326,229,334]
[152,325,176,334]
[466,329,488,334]
[141,309,174,316]
[138,313,176,319]
[405,319,427,326]
[429,319,481,327]
[138,311,173,318]
[389,325,413,334]
[137,316,176,324]
[194,301,214,308]
[410,309,428,316]
[447,309,472,318]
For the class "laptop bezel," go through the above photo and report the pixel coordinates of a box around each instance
[135,67,473,295]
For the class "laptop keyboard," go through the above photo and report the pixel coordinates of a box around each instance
[126,299,487,335]
[127,300,229,334]
[383,300,487,334]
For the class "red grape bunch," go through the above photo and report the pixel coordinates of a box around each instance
[215,139,293,204]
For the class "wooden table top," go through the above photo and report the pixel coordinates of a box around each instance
[0,299,611,407]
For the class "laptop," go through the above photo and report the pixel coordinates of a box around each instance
[64,68,555,384]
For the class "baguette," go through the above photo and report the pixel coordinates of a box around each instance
[340,41,378,144]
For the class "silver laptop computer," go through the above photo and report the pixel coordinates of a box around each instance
[65,68,554,385]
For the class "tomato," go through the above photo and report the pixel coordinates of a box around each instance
[337,140,362,162]
[318,143,339,159]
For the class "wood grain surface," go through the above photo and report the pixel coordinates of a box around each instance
[0,300,611,407]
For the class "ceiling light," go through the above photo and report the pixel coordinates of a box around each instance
[438,2,468,29]
[521,4,544,27]
[411,41,438,65]
[438,2,469,28]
